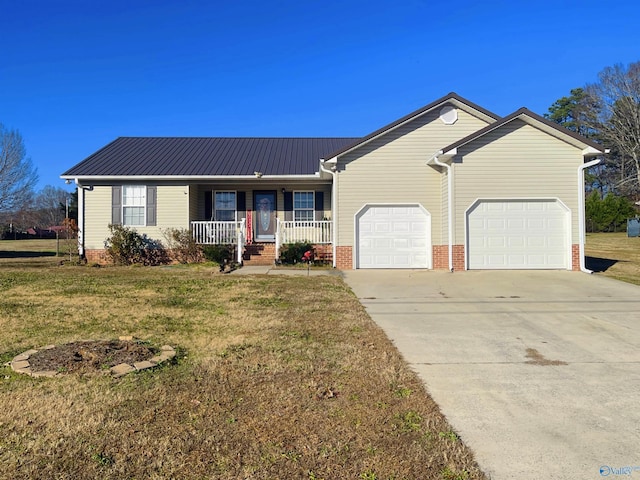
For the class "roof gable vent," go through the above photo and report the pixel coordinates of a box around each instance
[439,106,458,125]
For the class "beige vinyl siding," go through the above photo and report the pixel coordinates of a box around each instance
[83,186,112,250]
[336,107,490,246]
[452,120,584,243]
[83,184,189,250]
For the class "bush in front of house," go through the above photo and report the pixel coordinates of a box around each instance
[162,228,202,264]
[279,242,313,265]
[202,244,234,267]
[104,224,169,266]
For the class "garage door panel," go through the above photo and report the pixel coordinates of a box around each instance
[468,200,568,269]
[374,223,390,233]
[358,205,431,269]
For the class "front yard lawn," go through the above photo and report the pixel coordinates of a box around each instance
[586,232,640,285]
[0,259,485,479]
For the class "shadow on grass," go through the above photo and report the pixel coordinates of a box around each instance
[586,256,618,273]
[0,251,57,259]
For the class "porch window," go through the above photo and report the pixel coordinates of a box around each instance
[215,191,236,221]
[123,185,145,226]
[294,191,314,221]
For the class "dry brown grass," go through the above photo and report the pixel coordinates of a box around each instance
[0,248,485,480]
[585,232,640,285]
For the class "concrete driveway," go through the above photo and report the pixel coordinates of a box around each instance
[342,270,640,480]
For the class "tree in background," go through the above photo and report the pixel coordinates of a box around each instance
[547,61,640,199]
[545,87,599,137]
[34,185,70,227]
[586,62,640,197]
[545,87,615,194]
[0,123,38,213]
[585,190,636,232]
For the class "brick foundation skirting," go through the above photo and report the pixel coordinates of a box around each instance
[432,245,465,271]
[84,249,107,263]
[572,244,580,271]
[335,246,353,270]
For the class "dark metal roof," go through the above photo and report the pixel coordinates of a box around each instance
[62,137,360,177]
[440,107,604,154]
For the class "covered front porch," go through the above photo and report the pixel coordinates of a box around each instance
[191,219,333,265]
[188,181,334,265]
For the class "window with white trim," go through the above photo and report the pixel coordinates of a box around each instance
[123,185,145,226]
[293,191,314,221]
[215,191,236,221]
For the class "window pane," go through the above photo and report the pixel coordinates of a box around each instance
[216,210,235,221]
[294,192,313,209]
[294,191,314,221]
[215,191,236,221]
[294,210,314,221]
[123,186,145,206]
[123,206,144,226]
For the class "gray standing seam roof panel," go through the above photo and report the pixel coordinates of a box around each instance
[62,137,360,177]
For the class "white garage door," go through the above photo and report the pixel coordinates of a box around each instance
[357,205,431,269]
[467,200,568,269]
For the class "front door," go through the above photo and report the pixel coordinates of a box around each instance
[254,191,276,242]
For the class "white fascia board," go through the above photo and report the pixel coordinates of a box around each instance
[321,156,338,164]
[440,148,457,160]
[582,146,604,156]
[60,174,321,182]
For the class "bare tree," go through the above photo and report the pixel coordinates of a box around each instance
[34,185,70,227]
[0,123,38,212]
[586,62,640,194]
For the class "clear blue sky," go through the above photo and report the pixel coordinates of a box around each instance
[2,0,639,192]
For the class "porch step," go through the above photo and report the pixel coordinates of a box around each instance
[243,243,276,266]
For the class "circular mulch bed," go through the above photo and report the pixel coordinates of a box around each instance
[27,340,157,375]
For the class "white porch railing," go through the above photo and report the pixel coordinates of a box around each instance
[279,220,333,244]
[191,221,243,245]
[193,219,329,264]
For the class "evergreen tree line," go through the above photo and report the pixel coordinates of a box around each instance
[585,191,636,232]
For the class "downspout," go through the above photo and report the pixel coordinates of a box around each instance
[74,178,85,259]
[320,162,338,268]
[429,152,454,272]
[577,158,601,273]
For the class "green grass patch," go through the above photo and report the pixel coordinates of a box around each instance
[0,246,486,479]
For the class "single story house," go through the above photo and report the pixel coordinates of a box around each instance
[61,92,604,270]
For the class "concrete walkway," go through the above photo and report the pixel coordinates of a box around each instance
[230,265,340,276]
[342,270,640,480]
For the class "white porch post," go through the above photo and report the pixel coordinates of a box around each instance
[275,217,281,261]
[75,179,85,258]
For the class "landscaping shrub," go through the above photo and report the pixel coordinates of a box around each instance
[104,224,168,265]
[280,242,313,265]
[162,227,202,263]
[202,244,234,266]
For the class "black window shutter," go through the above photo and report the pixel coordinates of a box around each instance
[237,191,246,219]
[315,191,324,221]
[205,191,212,220]
[112,186,122,225]
[146,186,157,226]
[284,191,293,221]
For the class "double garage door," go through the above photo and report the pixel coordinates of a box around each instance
[467,199,569,269]
[355,200,569,270]
[357,205,431,269]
